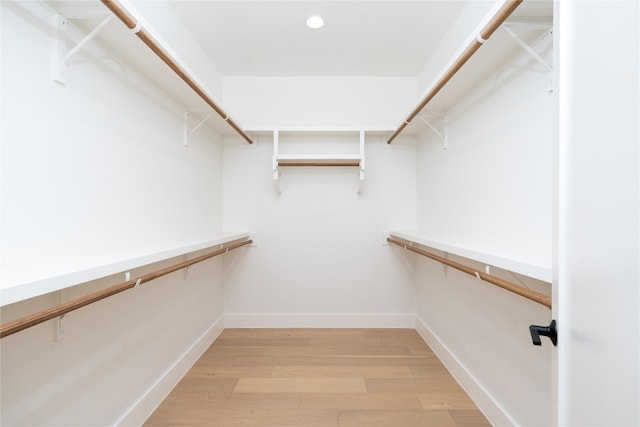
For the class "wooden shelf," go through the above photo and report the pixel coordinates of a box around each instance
[276,154,362,167]
[272,130,366,193]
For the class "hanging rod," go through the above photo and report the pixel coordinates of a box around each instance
[0,239,252,339]
[387,0,523,144]
[387,237,551,308]
[277,161,361,167]
[99,0,253,145]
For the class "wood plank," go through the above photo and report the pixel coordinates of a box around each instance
[170,376,238,393]
[147,409,339,427]
[418,391,479,411]
[338,410,458,427]
[213,337,311,347]
[233,378,367,394]
[147,392,301,411]
[206,344,413,357]
[365,377,462,393]
[219,328,365,339]
[271,365,413,379]
[229,354,435,367]
[185,365,274,378]
[409,363,455,379]
[144,329,490,426]
[300,392,423,411]
[448,409,492,427]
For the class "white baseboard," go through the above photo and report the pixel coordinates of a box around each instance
[224,313,415,329]
[414,315,515,427]
[116,315,225,426]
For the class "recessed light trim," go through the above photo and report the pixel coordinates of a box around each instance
[306,15,325,30]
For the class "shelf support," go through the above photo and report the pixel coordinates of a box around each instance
[358,130,365,194]
[502,24,553,93]
[53,14,114,85]
[183,110,216,147]
[502,25,552,72]
[417,115,448,150]
[273,130,281,193]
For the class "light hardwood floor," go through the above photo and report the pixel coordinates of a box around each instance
[144,329,490,427]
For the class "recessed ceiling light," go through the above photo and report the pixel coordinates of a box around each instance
[306,15,324,30]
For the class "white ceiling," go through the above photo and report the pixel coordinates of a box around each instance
[167,1,469,77]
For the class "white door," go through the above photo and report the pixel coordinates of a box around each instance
[555,0,639,425]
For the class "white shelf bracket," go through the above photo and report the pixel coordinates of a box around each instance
[53,14,114,85]
[184,110,216,147]
[418,115,448,149]
[502,25,554,93]
[358,129,365,194]
[272,130,281,194]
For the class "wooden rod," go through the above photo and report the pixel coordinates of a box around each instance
[387,0,523,144]
[0,239,252,339]
[99,0,253,145]
[278,162,361,167]
[387,237,551,308]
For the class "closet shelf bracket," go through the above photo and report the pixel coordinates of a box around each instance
[53,14,114,85]
[272,129,366,194]
[501,24,553,92]
[183,110,215,146]
[417,115,448,150]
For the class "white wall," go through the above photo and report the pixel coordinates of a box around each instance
[223,76,416,130]
[416,0,501,98]
[222,132,417,327]
[416,53,553,268]
[220,75,419,327]
[1,1,228,424]
[1,255,226,426]
[412,22,554,426]
[128,0,225,100]
[1,0,224,295]
[556,1,640,425]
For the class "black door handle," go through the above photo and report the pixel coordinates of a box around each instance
[529,319,557,346]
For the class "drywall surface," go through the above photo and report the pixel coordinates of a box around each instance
[416,50,553,270]
[223,76,416,130]
[128,0,225,100]
[413,23,554,426]
[1,0,224,298]
[222,133,417,327]
[0,255,225,426]
[416,0,501,96]
[1,1,227,424]
[413,256,552,426]
[555,1,640,425]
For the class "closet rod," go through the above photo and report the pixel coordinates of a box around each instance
[387,0,523,144]
[387,237,551,308]
[278,162,361,167]
[0,239,252,339]
[99,0,253,145]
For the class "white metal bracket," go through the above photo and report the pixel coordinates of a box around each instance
[54,290,65,341]
[273,130,281,193]
[53,14,113,85]
[358,129,365,194]
[184,110,216,147]
[417,115,448,149]
[272,129,365,194]
[502,24,553,93]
